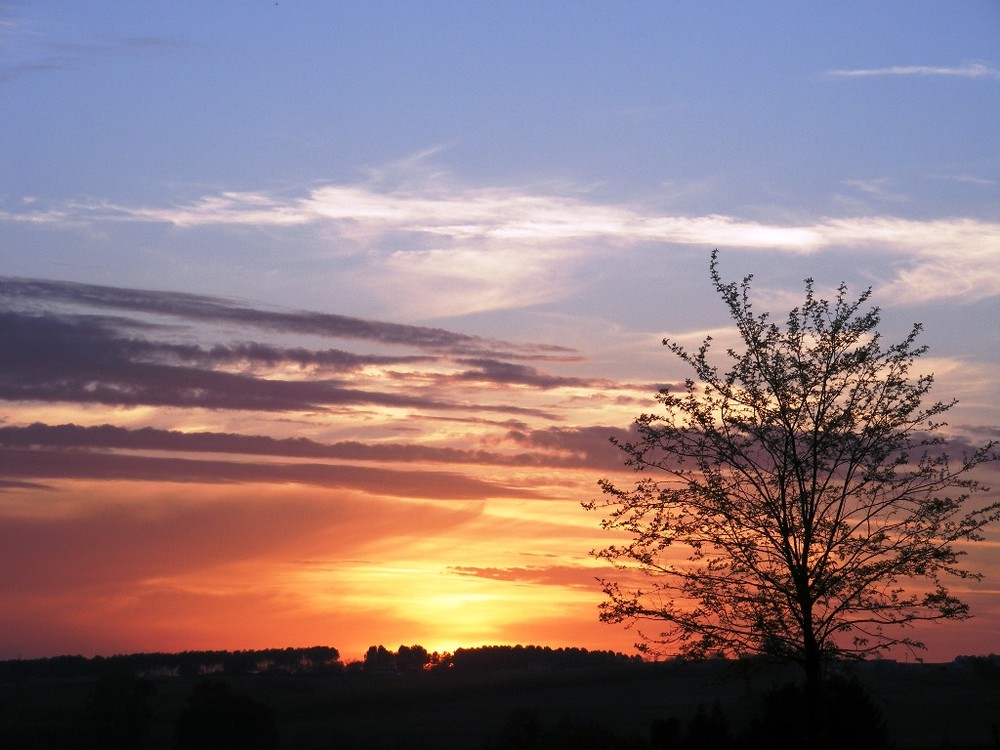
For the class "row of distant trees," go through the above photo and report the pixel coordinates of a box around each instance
[361,643,640,675]
[0,646,341,680]
[0,644,640,681]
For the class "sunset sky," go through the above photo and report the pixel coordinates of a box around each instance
[2,2,998,662]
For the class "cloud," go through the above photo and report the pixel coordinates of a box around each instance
[451,359,602,389]
[840,178,906,202]
[0,311,451,413]
[0,276,574,359]
[5,179,999,311]
[0,422,631,471]
[30,183,996,258]
[506,425,636,471]
[0,446,539,500]
[0,308,573,418]
[0,32,186,83]
[0,479,52,492]
[825,62,1000,80]
[448,564,601,589]
[932,174,998,187]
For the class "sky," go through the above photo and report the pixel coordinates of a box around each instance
[1,1,998,662]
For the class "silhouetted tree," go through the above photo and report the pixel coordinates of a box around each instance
[363,644,397,675]
[300,645,341,673]
[588,252,998,714]
[395,644,430,673]
[174,681,277,750]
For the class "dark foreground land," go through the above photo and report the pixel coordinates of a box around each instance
[2,647,998,749]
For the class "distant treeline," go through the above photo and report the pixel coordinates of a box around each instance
[0,646,342,681]
[0,643,642,681]
[360,643,641,675]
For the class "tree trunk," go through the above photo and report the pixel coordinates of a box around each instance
[803,628,825,747]
[803,634,822,694]
[799,594,826,747]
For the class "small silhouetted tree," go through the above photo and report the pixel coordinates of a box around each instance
[362,644,397,675]
[587,251,998,704]
[395,644,430,673]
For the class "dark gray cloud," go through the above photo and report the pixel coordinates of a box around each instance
[0,479,53,492]
[0,276,576,358]
[0,311,555,416]
[0,312,405,411]
[0,422,629,471]
[452,358,600,389]
[506,425,637,471]
[0,446,540,500]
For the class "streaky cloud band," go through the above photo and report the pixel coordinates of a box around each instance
[826,61,1000,79]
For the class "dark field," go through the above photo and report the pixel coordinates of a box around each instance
[2,650,998,749]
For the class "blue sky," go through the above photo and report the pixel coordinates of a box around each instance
[1,2,998,659]
[3,3,998,331]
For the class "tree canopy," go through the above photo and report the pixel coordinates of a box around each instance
[587,251,998,688]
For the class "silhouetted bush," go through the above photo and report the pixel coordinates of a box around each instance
[86,672,155,749]
[174,681,278,750]
[650,716,681,749]
[742,675,888,750]
[488,707,542,750]
[486,708,645,750]
[543,717,646,749]
[686,701,730,750]
[650,703,730,750]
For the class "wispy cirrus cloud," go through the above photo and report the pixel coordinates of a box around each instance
[4,180,1000,309]
[0,32,186,83]
[449,564,601,589]
[50,186,923,252]
[932,174,997,187]
[825,61,1000,80]
[12,182,999,257]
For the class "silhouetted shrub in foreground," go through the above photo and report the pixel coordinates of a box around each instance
[86,671,155,749]
[742,675,889,750]
[488,707,542,749]
[650,702,731,750]
[174,681,278,750]
[650,716,681,749]
[486,708,645,750]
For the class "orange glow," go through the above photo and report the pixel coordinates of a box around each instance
[1,275,996,665]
